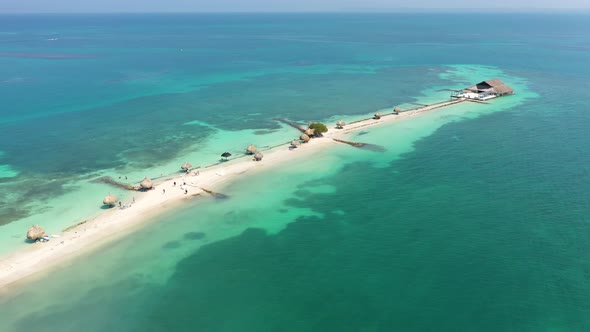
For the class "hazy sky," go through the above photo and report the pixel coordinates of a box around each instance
[1,0,589,13]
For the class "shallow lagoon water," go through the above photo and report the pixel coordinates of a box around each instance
[1,13,590,331]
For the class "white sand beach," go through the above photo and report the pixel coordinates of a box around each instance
[0,98,465,292]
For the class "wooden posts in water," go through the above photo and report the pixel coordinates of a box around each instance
[92,176,137,191]
[332,138,365,148]
[199,187,229,199]
[273,118,306,133]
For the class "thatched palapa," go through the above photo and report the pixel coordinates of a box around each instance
[181,161,192,171]
[246,144,257,154]
[300,134,311,142]
[336,120,345,129]
[304,128,315,137]
[140,177,153,190]
[253,151,263,161]
[464,79,514,96]
[291,140,301,148]
[102,193,118,206]
[393,107,401,114]
[373,112,382,119]
[27,225,45,240]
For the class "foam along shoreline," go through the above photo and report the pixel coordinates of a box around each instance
[0,98,467,292]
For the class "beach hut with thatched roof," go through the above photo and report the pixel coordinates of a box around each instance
[246,144,257,155]
[102,193,118,207]
[140,177,153,190]
[452,79,515,101]
[291,140,301,148]
[393,107,401,115]
[464,79,514,96]
[253,151,263,161]
[304,128,315,137]
[181,161,192,171]
[336,120,345,129]
[373,112,382,120]
[27,225,45,241]
[300,134,311,143]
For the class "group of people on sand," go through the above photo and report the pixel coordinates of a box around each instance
[187,170,200,176]
[165,180,190,195]
[118,196,136,210]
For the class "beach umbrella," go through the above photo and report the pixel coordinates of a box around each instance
[102,193,118,207]
[373,112,382,119]
[181,161,192,171]
[291,140,301,148]
[300,134,311,143]
[336,120,345,129]
[253,151,263,161]
[26,225,45,240]
[393,107,401,114]
[140,177,153,190]
[246,144,257,155]
[304,128,315,137]
[221,152,232,160]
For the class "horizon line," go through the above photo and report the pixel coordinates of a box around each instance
[1,8,590,15]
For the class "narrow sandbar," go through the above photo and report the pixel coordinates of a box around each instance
[0,98,465,292]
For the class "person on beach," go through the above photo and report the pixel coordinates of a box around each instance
[173,181,176,186]
[196,170,199,176]
[185,189,188,194]
[163,189,166,194]
[132,197,135,203]
[119,201,122,207]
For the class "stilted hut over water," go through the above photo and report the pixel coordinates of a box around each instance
[246,144,257,155]
[452,79,514,101]
[181,161,192,171]
[140,177,153,190]
[27,225,45,240]
[103,193,118,207]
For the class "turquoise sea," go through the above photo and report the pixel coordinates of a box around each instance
[1,13,590,331]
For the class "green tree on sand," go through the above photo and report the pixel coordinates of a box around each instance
[308,122,328,136]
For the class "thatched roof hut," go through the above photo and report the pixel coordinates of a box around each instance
[336,120,345,129]
[253,151,263,161]
[300,134,311,143]
[102,193,118,206]
[393,107,401,114]
[181,161,192,171]
[140,177,153,190]
[246,144,257,155]
[27,225,45,240]
[464,79,514,96]
[304,128,315,137]
[373,112,382,119]
[291,140,301,148]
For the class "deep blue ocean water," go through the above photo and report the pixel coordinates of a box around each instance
[1,13,590,331]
